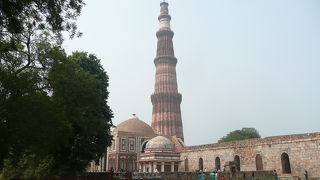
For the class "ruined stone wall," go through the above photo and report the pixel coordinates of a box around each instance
[180,133,320,178]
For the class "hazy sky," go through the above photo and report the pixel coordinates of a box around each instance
[63,0,320,146]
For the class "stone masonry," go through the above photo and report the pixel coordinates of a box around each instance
[151,2,184,141]
[180,133,320,177]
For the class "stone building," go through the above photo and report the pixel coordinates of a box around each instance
[88,2,320,178]
[180,133,320,177]
[105,115,156,172]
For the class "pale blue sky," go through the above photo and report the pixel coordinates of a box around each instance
[63,0,320,146]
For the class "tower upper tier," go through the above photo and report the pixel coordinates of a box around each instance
[158,2,171,30]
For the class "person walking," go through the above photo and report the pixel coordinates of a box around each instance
[198,170,203,180]
[251,172,255,180]
[210,171,216,180]
[272,170,278,180]
[304,170,308,180]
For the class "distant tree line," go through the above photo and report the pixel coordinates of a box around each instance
[0,1,113,179]
[218,128,261,143]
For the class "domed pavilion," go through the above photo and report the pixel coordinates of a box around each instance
[139,136,181,172]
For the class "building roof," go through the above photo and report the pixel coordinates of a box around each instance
[112,116,155,137]
[146,135,174,149]
[183,132,320,151]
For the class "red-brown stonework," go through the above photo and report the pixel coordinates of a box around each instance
[151,2,184,141]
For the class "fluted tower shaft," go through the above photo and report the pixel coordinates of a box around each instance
[151,2,184,141]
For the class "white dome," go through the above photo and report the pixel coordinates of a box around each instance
[146,136,174,149]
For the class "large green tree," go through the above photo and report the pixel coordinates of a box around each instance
[49,52,113,174]
[218,128,261,143]
[0,32,70,174]
[0,0,114,178]
[1,44,114,178]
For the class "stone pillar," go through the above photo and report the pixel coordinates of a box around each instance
[171,162,174,172]
[149,162,152,172]
[143,162,146,172]
[105,151,109,171]
[115,136,119,171]
[153,162,157,172]
[161,162,165,172]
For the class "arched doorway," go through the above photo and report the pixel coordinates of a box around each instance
[234,155,240,171]
[199,158,204,171]
[255,154,263,170]
[128,159,133,171]
[281,153,291,173]
[120,159,126,170]
[215,157,221,170]
[185,158,189,172]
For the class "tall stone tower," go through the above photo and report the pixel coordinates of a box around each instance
[151,2,184,141]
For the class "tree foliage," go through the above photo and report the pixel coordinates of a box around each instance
[218,128,261,143]
[3,150,57,180]
[0,33,69,175]
[0,1,113,178]
[0,0,84,36]
[1,40,113,178]
[49,52,113,173]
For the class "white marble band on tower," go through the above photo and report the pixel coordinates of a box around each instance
[159,18,170,29]
[158,2,171,30]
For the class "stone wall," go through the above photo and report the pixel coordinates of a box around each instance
[180,133,320,178]
[158,171,273,180]
[63,172,271,180]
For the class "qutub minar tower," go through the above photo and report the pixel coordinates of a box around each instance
[151,2,184,141]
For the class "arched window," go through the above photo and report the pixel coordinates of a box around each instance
[199,158,204,171]
[141,141,148,153]
[185,158,189,172]
[215,157,221,170]
[234,155,240,171]
[281,153,291,173]
[255,154,263,170]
